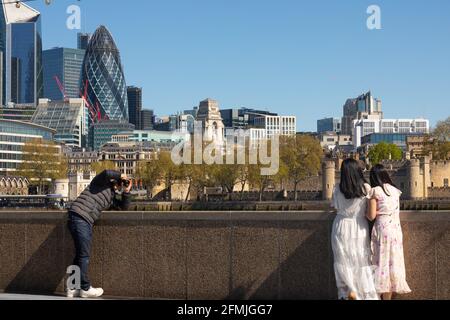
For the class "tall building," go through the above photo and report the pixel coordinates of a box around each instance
[317,117,341,134]
[89,120,135,151]
[220,108,278,129]
[80,25,129,123]
[77,33,91,50]
[196,98,225,142]
[141,109,155,130]
[127,86,142,129]
[1,0,43,105]
[43,47,85,100]
[32,98,88,149]
[0,119,56,175]
[341,91,383,135]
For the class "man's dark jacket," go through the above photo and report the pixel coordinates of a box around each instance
[69,170,131,225]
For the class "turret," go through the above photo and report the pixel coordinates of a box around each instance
[322,160,336,200]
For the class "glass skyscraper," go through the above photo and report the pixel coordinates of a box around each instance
[127,86,142,129]
[1,0,43,106]
[43,47,85,100]
[80,25,129,123]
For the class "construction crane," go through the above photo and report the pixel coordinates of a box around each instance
[54,75,69,102]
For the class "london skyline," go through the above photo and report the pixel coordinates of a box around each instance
[31,0,450,131]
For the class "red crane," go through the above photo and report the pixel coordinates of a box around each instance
[54,75,69,102]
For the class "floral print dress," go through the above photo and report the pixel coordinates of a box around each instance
[369,184,411,295]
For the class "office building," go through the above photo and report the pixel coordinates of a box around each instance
[127,86,142,129]
[81,25,129,123]
[342,91,383,135]
[0,102,36,122]
[317,117,341,134]
[0,119,56,175]
[253,115,297,138]
[43,47,85,100]
[140,109,155,130]
[77,32,91,50]
[89,120,135,151]
[220,108,278,129]
[360,133,427,151]
[1,0,43,105]
[32,98,87,149]
[353,118,430,148]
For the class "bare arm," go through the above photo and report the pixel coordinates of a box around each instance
[366,198,378,221]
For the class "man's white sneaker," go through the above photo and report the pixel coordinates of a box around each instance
[66,288,80,298]
[80,287,104,298]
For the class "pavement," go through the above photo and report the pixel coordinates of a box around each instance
[0,293,126,300]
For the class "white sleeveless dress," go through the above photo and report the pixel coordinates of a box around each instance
[331,184,379,300]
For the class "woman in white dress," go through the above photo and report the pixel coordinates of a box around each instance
[331,159,378,300]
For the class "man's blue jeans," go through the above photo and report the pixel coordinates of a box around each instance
[68,212,93,291]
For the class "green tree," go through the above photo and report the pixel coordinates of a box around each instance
[90,160,116,174]
[433,117,450,142]
[368,142,403,165]
[280,135,323,201]
[18,138,68,195]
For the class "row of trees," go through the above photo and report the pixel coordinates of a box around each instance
[137,135,323,201]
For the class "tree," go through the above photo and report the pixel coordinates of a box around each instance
[426,117,450,160]
[248,163,271,202]
[368,142,402,165]
[90,160,116,174]
[137,158,165,200]
[280,135,323,201]
[433,117,450,142]
[18,138,68,195]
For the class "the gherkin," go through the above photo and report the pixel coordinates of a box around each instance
[81,25,128,122]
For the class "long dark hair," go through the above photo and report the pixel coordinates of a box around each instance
[339,158,368,199]
[370,164,397,196]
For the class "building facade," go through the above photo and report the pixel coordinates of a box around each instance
[43,47,85,100]
[317,117,341,134]
[89,120,135,150]
[127,86,142,130]
[220,108,278,129]
[77,33,91,50]
[341,91,383,135]
[196,98,225,142]
[32,98,87,148]
[140,109,155,130]
[0,102,36,122]
[353,118,430,148]
[0,119,55,175]
[253,115,297,138]
[1,0,43,105]
[80,25,129,123]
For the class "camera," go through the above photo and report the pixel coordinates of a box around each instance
[121,179,131,188]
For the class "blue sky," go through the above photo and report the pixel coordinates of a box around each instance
[31,0,450,131]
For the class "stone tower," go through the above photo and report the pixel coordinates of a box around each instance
[322,159,336,200]
[196,98,225,143]
[407,158,422,199]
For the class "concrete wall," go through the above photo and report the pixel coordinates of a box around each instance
[0,211,448,300]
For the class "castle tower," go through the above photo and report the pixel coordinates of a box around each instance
[422,155,431,199]
[322,160,336,200]
[407,158,422,199]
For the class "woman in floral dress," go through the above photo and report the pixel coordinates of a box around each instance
[366,164,412,300]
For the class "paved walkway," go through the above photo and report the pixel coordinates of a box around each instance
[0,293,123,300]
